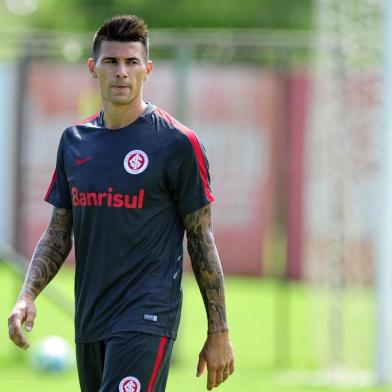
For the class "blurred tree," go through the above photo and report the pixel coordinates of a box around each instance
[0,0,313,32]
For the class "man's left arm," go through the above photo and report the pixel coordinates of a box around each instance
[183,203,235,390]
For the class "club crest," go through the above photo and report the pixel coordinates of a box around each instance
[124,150,149,174]
[119,376,141,392]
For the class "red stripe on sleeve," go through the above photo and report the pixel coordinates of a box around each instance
[154,107,214,202]
[44,169,57,201]
[147,336,168,392]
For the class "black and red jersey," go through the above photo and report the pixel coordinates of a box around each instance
[45,103,214,343]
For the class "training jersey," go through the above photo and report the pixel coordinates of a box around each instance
[44,103,214,343]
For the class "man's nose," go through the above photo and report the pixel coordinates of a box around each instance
[115,62,127,78]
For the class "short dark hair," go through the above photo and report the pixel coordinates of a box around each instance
[92,15,149,61]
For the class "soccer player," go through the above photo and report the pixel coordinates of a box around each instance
[8,15,234,392]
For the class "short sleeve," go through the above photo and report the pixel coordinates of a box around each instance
[168,134,214,217]
[44,135,72,209]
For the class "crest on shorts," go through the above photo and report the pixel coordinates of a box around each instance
[119,376,141,392]
[124,150,149,174]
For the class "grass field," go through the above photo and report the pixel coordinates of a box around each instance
[0,262,391,392]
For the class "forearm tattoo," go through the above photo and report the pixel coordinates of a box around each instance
[183,204,228,334]
[22,208,73,299]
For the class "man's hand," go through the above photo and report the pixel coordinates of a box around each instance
[196,331,235,390]
[8,294,36,350]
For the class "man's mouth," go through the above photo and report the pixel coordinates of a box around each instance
[111,85,131,93]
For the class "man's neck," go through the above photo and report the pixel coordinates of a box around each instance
[102,100,147,130]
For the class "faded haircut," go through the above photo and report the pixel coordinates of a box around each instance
[92,15,149,61]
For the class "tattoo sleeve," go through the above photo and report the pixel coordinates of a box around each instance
[21,207,73,299]
[183,204,228,334]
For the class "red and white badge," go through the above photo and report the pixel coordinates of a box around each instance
[124,150,149,174]
[119,376,141,392]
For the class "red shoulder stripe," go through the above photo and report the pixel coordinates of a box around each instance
[44,169,57,201]
[147,336,168,392]
[76,112,100,125]
[154,107,214,203]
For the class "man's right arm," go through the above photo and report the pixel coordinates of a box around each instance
[8,207,73,349]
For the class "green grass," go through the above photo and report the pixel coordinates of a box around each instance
[0,262,391,392]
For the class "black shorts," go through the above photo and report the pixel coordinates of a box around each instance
[76,331,174,392]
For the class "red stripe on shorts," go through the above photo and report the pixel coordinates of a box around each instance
[147,336,168,392]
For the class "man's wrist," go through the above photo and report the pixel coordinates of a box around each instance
[18,289,36,302]
[207,327,229,336]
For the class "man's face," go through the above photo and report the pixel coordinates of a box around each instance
[88,40,152,106]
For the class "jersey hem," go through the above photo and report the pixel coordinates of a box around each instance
[180,199,213,217]
[75,325,177,344]
[45,198,72,210]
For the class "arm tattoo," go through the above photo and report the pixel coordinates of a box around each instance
[183,204,228,334]
[22,207,73,299]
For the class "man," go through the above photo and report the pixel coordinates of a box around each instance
[8,15,234,392]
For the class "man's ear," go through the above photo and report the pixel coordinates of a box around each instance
[87,58,97,79]
[144,60,153,81]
